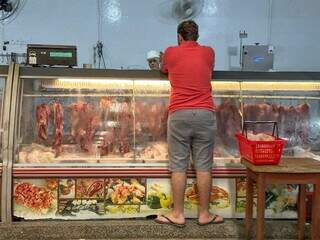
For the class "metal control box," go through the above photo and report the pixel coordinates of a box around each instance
[27,44,77,67]
[242,45,274,71]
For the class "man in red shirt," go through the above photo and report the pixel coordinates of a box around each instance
[155,20,223,227]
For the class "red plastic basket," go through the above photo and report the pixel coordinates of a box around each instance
[235,121,287,165]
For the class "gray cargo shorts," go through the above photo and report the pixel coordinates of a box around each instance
[167,109,216,172]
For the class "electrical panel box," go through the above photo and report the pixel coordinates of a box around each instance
[27,44,77,67]
[242,45,274,71]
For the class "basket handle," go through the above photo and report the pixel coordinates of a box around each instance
[242,121,279,138]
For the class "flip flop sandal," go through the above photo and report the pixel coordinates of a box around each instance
[197,215,224,226]
[154,215,186,228]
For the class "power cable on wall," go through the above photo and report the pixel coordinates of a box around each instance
[266,0,273,45]
[95,0,107,69]
[97,0,102,42]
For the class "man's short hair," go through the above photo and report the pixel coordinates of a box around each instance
[177,20,199,41]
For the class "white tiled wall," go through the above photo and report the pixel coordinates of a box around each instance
[1,0,319,71]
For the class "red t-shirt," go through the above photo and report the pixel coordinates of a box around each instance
[161,41,215,113]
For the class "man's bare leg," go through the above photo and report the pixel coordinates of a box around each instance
[155,172,186,224]
[197,171,223,224]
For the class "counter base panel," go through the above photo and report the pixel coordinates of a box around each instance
[12,176,299,220]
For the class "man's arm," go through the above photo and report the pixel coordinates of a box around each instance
[209,47,215,78]
[160,48,169,73]
[212,48,215,70]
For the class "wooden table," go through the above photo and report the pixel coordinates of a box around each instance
[242,158,320,240]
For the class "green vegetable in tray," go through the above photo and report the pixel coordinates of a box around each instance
[184,201,193,210]
[236,199,246,213]
[147,194,161,209]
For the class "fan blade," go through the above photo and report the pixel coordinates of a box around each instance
[157,0,204,23]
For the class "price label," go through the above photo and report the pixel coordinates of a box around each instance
[29,56,37,64]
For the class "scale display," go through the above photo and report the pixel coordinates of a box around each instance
[27,44,77,66]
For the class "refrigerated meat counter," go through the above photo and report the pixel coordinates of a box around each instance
[3,65,320,221]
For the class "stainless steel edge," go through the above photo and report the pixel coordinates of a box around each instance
[1,64,14,222]
[5,64,20,222]
[18,67,320,81]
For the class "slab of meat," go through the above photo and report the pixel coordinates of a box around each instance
[244,103,279,133]
[295,103,310,144]
[148,102,168,141]
[279,105,297,135]
[244,103,279,122]
[100,97,112,110]
[99,129,116,156]
[69,102,87,142]
[51,102,64,156]
[117,102,133,154]
[216,100,241,147]
[278,103,310,145]
[243,102,310,147]
[36,104,50,141]
[135,101,148,135]
[135,101,168,141]
[36,102,64,156]
[69,102,100,152]
[81,114,100,151]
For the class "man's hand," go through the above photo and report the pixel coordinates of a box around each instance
[159,50,168,74]
[159,51,164,63]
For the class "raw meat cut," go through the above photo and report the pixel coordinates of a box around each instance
[116,102,132,154]
[295,103,310,144]
[69,102,100,152]
[243,103,279,133]
[36,104,50,141]
[135,101,168,141]
[36,102,64,156]
[243,102,310,147]
[51,102,64,156]
[99,130,116,156]
[216,100,241,147]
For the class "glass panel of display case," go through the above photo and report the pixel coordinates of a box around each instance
[15,78,135,164]
[212,81,241,167]
[0,77,6,163]
[133,80,242,167]
[241,81,320,160]
[133,80,169,163]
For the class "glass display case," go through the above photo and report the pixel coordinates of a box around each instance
[12,68,245,169]
[11,68,320,168]
[241,81,320,160]
[16,78,135,164]
[7,66,320,221]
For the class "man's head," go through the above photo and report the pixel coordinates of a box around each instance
[147,50,160,70]
[177,20,199,45]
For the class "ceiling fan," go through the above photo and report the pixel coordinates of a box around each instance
[0,0,23,22]
[158,0,204,23]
